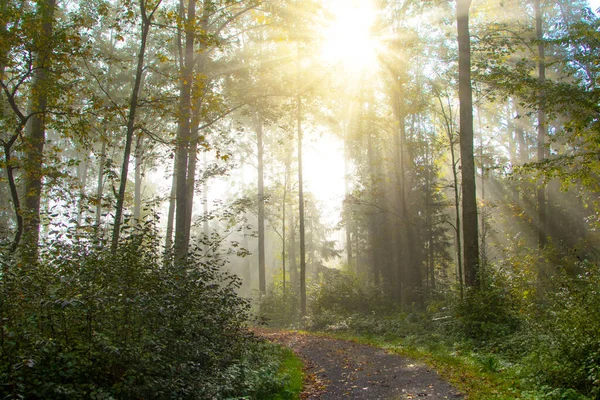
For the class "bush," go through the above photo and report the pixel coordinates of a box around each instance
[521,261,600,398]
[449,277,521,346]
[257,281,301,328]
[0,219,288,399]
[308,272,395,329]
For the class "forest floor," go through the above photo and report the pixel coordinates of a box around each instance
[259,330,464,400]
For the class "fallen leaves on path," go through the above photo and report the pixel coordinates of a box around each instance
[256,329,463,400]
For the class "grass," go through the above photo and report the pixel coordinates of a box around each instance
[268,347,304,400]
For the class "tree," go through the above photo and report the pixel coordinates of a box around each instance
[111,0,162,252]
[456,0,480,287]
[21,0,56,261]
[534,0,547,250]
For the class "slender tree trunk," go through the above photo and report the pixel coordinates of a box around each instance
[515,103,528,164]
[449,132,464,297]
[22,0,56,261]
[344,125,353,269]
[165,0,185,262]
[457,0,479,287]
[76,152,89,227]
[298,93,307,317]
[111,0,151,253]
[398,115,419,305]
[535,0,547,250]
[254,110,266,294]
[173,0,196,263]
[282,158,290,297]
[133,135,143,222]
[365,101,380,286]
[202,152,209,238]
[164,152,177,262]
[183,4,210,248]
[289,206,298,285]
[183,123,198,244]
[94,33,114,230]
[3,124,25,252]
[282,188,286,297]
[95,140,107,227]
[391,107,404,302]
[425,141,435,292]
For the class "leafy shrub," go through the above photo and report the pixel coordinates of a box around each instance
[308,271,395,330]
[0,219,289,399]
[449,286,520,345]
[257,281,301,328]
[521,261,600,398]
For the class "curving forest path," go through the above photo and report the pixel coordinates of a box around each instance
[262,331,464,400]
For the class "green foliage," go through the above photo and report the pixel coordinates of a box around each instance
[0,219,292,399]
[308,271,395,330]
[519,261,600,398]
[450,274,521,345]
[302,253,600,398]
[257,280,301,328]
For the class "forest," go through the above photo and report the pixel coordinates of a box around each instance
[1,0,600,398]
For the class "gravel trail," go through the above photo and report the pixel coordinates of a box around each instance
[262,331,464,400]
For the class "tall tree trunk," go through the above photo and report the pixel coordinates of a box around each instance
[111,0,152,253]
[282,184,287,297]
[515,103,528,164]
[535,0,547,250]
[202,152,209,238]
[457,0,479,287]
[95,140,107,227]
[298,92,307,317]
[342,123,353,270]
[76,151,89,227]
[365,100,380,286]
[133,134,143,222]
[0,0,24,252]
[425,140,435,292]
[164,152,177,262]
[398,114,419,305]
[254,110,266,294]
[449,131,464,296]
[173,0,196,263]
[22,0,56,261]
[183,123,198,244]
[289,205,298,285]
[282,156,290,296]
[165,0,184,262]
[183,4,210,248]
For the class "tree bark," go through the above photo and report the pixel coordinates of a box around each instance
[298,93,307,317]
[164,152,177,262]
[111,0,152,253]
[173,0,196,263]
[22,0,56,261]
[76,151,89,227]
[95,140,107,228]
[457,0,480,287]
[133,134,143,222]
[535,0,547,250]
[289,204,298,285]
[183,4,210,248]
[254,110,266,294]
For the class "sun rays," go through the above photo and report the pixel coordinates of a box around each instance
[319,0,380,75]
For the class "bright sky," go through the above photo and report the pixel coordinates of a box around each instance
[320,0,379,74]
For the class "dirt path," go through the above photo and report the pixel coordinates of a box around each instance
[262,331,463,400]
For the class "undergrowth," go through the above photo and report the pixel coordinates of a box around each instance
[0,218,297,399]
[258,257,600,399]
